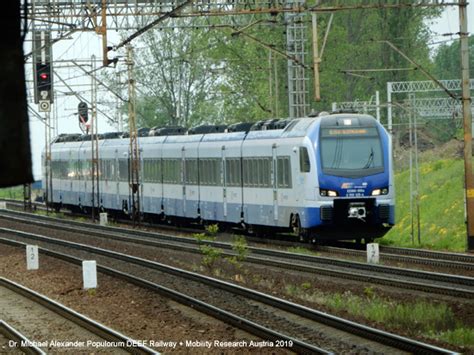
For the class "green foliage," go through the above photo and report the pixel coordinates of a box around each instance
[382,159,465,251]
[285,283,472,348]
[199,244,222,270]
[194,229,222,271]
[437,328,474,348]
[205,224,219,236]
[363,286,375,299]
[0,186,23,200]
[231,235,248,262]
[106,2,440,129]
[301,282,311,290]
[287,246,319,256]
[326,291,456,334]
[192,232,208,243]
[433,35,474,79]
[314,1,439,112]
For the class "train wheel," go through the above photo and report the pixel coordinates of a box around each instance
[291,214,308,242]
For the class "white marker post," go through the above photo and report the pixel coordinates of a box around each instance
[26,245,39,270]
[366,243,379,264]
[82,260,97,289]
[99,213,108,226]
[0,202,6,210]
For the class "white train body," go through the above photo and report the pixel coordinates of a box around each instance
[45,113,395,241]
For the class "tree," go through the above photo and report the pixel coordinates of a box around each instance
[134,19,224,128]
[433,35,474,79]
[105,1,444,129]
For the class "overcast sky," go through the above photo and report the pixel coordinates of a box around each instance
[27,4,474,180]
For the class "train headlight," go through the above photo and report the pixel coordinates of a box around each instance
[371,187,389,196]
[320,189,338,197]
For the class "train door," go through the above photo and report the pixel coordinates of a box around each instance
[139,148,144,215]
[221,146,227,220]
[81,148,87,207]
[115,149,120,207]
[68,150,73,199]
[272,144,278,222]
[127,149,141,216]
[181,146,186,216]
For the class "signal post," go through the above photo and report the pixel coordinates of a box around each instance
[33,29,53,212]
[459,0,474,252]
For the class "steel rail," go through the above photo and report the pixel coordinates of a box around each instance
[0,238,328,355]
[0,278,157,355]
[1,211,473,298]
[2,206,473,266]
[4,202,473,268]
[0,320,46,355]
[316,245,474,270]
[0,231,457,354]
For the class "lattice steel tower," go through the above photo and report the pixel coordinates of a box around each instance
[285,0,309,118]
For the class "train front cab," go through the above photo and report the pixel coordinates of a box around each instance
[313,115,395,242]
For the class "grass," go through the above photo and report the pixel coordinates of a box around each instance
[381,159,466,251]
[285,284,474,348]
[2,158,466,252]
[0,185,24,200]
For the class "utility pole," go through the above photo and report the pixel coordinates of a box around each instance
[127,45,140,224]
[23,183,32,211]
[311,13,321,102]
[409,94,421,245]
[409,97,414,244]
[45,111,52,214]
[90,54,100,222]
[459,0,474,251]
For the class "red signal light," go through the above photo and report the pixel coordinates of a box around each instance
[39,73,48,80]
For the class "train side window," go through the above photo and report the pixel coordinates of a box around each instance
[209,159,215,185]
[119,159,128,181]
[199,159,207,185]
[277,156,292,188]
[235,159,241,186]
[244,159,249,186]
[156,159,162,183]
[227,158,240,186]
[225,159,232,186]
[265,158,271,187]
[185,159,197,185]
[143,159,150,182]
[174,159,180,183]
[99,160,104,179]
[215,159,220,185]
[77,160,82,180]
[212,159,216,185]
[299,147,310,173]
[164,159,169,183]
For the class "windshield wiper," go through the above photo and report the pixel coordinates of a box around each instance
[362,148,374,169]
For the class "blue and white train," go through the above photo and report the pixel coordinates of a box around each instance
[45,112,395,242]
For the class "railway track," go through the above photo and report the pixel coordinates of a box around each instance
[0,320,45,355]
[3,199,473,271]
[0,209,473,299]
[5,199,473,269]
[0,277,156,354]
[0,228,454,354]
[315,244,474,270]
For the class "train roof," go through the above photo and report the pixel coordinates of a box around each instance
[50,113,380,147]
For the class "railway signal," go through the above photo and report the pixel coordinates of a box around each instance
[78,102,89,124]
[36,63,52,92]
[33,30,54,104]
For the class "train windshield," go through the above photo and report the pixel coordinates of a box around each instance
[320,127,384,178]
